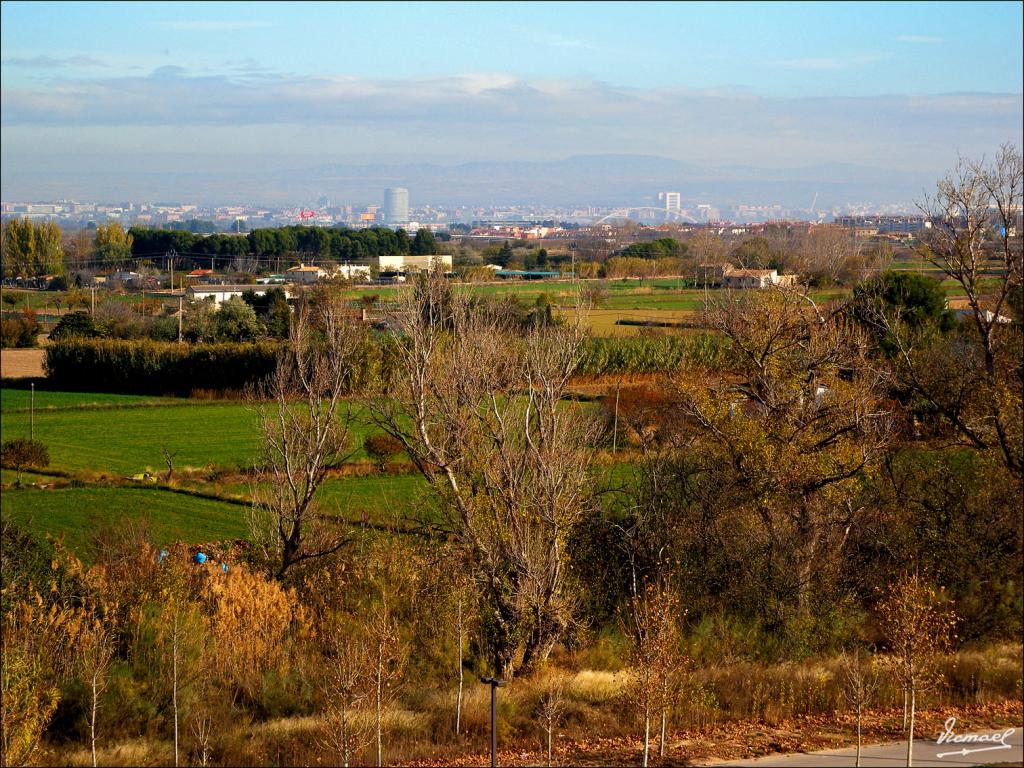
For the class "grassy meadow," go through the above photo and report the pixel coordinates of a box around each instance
[0,390,386,475]
[0,388,420,553]
[1,485,249,553]
[0,387,626,555]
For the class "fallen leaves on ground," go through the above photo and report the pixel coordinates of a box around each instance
[403,700,1023,767]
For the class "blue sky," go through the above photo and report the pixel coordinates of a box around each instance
[1,1,1022,189]
[3,1,1022,95]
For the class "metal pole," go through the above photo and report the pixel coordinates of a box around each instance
[481,677,504,768]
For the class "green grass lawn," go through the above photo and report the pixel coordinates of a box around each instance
[217,472,433,528]
[2,486,250,553]
[1,389,175,411]
[1,472,432,556]
[1,395,381,475]
[1,468,59,485]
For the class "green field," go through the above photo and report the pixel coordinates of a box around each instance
[0,388,631,555]
[0,389,424,552]
[0,472,440,553]
[0,392,382,475]
[217,473,432,528]
[1,486,250,552]
[1,389,175,411]
[1,400,264,475]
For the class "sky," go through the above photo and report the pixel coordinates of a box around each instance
[1,1,1022,199]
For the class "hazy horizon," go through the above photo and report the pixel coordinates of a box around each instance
[2,1,1022,205]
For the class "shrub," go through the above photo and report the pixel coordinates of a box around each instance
[1,437,49,485]
[364,434,404,470]
[44,336,402,396]
[48,311,99,341]
[45,339,281,396]
[0,309,40,348]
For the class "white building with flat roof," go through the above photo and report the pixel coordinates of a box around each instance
[186,284,292,306]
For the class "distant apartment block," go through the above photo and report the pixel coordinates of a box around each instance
[836,215,929,234]
[659,191,681,212]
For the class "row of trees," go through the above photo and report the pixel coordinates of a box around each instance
[1,221,133,279]
[127,226,440,270]
[1,220,64,277]
[1,222,442,277]
[0,524,435,768]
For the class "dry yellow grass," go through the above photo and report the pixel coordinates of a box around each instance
[0,348,46,378]
[63,737,169,767]
[560,308,694,337]
[567,669,623,704]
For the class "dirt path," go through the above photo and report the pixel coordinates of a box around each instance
[0,348,46,378]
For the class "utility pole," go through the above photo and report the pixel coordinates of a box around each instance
[177,296,183,343]
[480,677,505,768]
[166,248,177,294]
[612,380,621,453]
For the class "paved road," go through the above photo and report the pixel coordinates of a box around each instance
[707,726,1023,767]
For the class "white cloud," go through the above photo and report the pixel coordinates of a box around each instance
[897,35,943,44]
[531,32,592,50]
[0,69,1018,176]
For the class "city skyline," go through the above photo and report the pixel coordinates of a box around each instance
[2,0,1022,203]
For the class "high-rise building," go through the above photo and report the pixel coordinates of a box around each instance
[658,191,681,212]
[384,187,409,224]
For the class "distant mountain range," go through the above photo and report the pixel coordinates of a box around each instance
[0,153,939,210]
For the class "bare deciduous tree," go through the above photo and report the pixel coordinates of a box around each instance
[687,229,726,269]
[160,445,178,483]
[878,572,957,768]
[190,703,214,768]
[368,604,407,768]
[535,672,565,767]
[839,648,880,768]
[80,621,114,768]
[318,622,374,768]
[795,225,864,286]
[369,273,598,678]
[910,145,1022,474]
[620,580,686,767]
[249,300,364,579]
